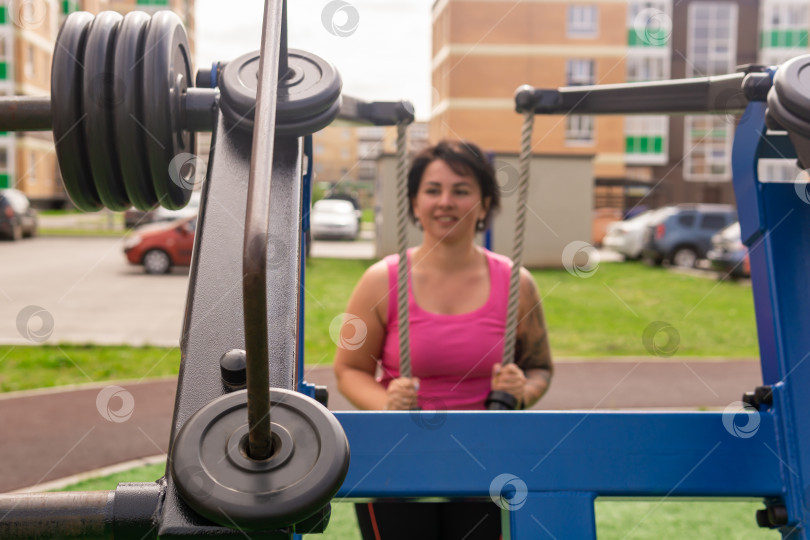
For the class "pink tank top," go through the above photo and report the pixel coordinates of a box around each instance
[380,249,512,410]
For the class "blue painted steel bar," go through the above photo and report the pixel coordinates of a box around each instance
[732,99,810,538]
[296,135,313,398]
[333,412,782,499]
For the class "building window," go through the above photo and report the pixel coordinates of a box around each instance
[566,115,594,144]
[757,158,806,182]
[627,0,671,46]
[684,116,732,180]
[687,2,738,77]
[0,35,8,80]
[62,0,79,14]
[566,59,595,86]
[761,1,809,50]
[625,116,668,159]
[626,56,668,82]
[567,6,598,38]
[685,3,736,181]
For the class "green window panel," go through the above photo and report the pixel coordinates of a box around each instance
[0,7,6,24]
[0,62,7,80]
[62,0,79,14]
[625,136,664,154]
[639,137,649,153]
[0,173,9,189]
[627,29,668,47]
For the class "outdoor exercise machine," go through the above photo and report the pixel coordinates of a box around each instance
[0,0,808,537]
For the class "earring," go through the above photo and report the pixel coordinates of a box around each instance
[476,219,486,232]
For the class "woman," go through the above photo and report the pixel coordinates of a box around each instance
[333,140,553,540]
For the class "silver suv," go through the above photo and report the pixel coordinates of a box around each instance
[641,204,737,268]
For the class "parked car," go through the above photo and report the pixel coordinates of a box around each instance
[641,204,737,268]
[123,216,196,274]
[323,193,362,228]
[592,207,623,247]
[0,189,37,241]
[124,191,201,229]
[602,209,662,260]
[707,222,750,279]
[311,199,359,240]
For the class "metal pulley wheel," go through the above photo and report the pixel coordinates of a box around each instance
[170,388,350,531]
[767,55,810,138]
[52,10,196,211]
[219,49,342,136]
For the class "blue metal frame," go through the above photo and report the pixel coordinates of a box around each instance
[730,95,810,538]
[315,91,810,539]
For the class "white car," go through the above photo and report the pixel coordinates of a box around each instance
[602,209,662,260]
[311,199,360,240]
[153,190,202,222]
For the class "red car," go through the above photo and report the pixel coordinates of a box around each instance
[123,216,196,274]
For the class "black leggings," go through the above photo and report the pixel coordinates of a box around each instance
[355,501,502,540]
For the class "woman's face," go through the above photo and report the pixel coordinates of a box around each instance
[411,159,489,243]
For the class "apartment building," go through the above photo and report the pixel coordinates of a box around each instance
[431,0,810,212]
[0,0,193,207]
[430,0,629,183]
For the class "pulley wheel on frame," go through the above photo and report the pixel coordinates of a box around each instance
[219,49,342,137]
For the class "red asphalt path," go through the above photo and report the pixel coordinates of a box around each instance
[0,360,762,493]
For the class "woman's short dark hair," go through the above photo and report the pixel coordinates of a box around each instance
[407,140,500,230]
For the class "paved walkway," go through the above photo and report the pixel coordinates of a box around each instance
[0,359,762,493]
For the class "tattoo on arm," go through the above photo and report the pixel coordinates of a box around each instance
[515,278,552,376]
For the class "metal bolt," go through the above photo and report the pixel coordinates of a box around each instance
[220,349,247,391]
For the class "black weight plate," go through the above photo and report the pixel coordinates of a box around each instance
[51,12,100,211]
[219,49,342,136]
[142,11,194,210]
[171,389,350,531]
[773,55,810,121]
[83,11,129,211]
[114,11,157,211]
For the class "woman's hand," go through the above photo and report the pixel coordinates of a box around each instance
[491,364,527,408]
[384,377,420,410]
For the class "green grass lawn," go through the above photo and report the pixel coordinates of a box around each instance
[56,463,776,539]
[0,260,759,393]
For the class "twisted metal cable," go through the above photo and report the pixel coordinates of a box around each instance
[502,110,534,365]
[395,122,412,378]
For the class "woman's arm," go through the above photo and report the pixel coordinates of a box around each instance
[515,267,553,408]
[489,267,553,409]
[333,261,420,410]
[333,261,390,410]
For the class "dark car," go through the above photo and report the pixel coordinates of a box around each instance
[642,204,737,268]
[123,216,196,274]
[0,189,37,241]
[707,222,750,279]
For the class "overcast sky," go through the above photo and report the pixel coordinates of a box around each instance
[195,0,434,120]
